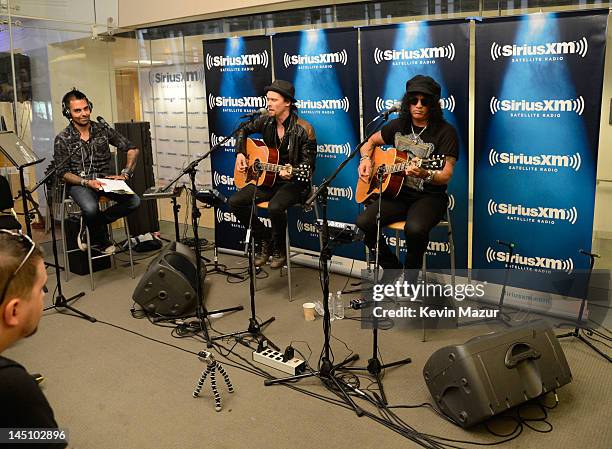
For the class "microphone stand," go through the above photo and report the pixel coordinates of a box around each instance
[264,111,399,413]
[557,250,611,362]
[210,159,277,349]
[39,149,93,322]
[156,120,265,346]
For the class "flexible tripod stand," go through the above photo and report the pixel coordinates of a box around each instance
[557,249,611,363]
[192,351,234,411]
[210,162,277,349]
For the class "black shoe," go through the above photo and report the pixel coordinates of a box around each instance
[31,373,45,385]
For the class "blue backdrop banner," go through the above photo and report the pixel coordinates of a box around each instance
[473,11,607,296]
[360,20,470,270]
[203,36,273,252]
[272,28,362,260]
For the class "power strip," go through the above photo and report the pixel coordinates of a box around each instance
[252,349,306,375]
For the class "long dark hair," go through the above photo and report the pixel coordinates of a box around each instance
[398,91,444,131]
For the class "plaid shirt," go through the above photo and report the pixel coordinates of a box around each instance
[53,121,135,180]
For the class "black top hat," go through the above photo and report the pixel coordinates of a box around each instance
[405,75,441,98]
[264,79,296,102]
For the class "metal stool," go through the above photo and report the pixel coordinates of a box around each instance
[59,184,135,290]
[255,201,294,301]
[386,208,456,341]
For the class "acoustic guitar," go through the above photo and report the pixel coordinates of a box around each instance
[234,138,310,189]
[355,146,445,204]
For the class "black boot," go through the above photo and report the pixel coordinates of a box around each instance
[254,240,272,267]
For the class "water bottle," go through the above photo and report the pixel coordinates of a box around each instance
[329,293,335,321]
[334,291,344,320]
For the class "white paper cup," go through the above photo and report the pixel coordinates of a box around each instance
[302,302,316,321]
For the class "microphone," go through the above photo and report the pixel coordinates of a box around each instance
[496,240,515,249]
[97,116,111,128]
[579,249,600,258]
[377,102,401,120]
[240,108,268,119]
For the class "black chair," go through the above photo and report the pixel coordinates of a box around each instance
[0,174,21,230]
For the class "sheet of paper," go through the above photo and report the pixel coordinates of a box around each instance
[96,178,135,195]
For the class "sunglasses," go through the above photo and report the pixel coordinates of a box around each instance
[408,96,433,107]
[0,230,39,302]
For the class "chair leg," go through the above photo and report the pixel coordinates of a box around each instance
[109,223,117,270]
[86,227,95,290]
[286,225,292,302]
[124,218,135,279]
[60,203,70,282]
[422,254,427,342]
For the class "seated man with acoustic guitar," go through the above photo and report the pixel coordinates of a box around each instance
[229,80,317,269]
[356,75,458,283]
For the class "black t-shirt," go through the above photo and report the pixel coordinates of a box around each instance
[0,356,67,449]
[380,118,459,193]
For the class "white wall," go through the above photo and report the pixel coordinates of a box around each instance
[593,14,612,239]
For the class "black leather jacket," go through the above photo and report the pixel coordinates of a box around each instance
[235,111,317,175]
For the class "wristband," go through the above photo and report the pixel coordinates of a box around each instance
[360,155,371,162]
[80,179,88,187]
[120,168,132,179]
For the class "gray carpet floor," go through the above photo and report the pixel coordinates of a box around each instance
[5,233,611,449]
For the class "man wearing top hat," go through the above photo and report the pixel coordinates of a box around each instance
[356,75,459,283]
[229,80,317,269]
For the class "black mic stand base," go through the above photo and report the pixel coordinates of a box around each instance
[48,291,96,323]
[264,354,364,416]
[557,328,612,363]
[343,340,411,405]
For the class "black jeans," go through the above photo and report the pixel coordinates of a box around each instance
[228,182,304,248]
[356,187,448,270]
[69,185,141,242]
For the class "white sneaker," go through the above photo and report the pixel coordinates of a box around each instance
[100,242,117,255]
[77,217,88,251]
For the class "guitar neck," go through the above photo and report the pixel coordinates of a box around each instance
[384,158,439,174]
[257,161,285,173]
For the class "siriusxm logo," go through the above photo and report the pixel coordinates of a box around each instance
[216,209,271,227]
[327,186,353,201]
[206,50,269,70]
[375,96,455,113]
[385,235,450,254]
[488,149,582,172]
[490,37,588,60]
[487,199,578,225]
[213,171,234,187]
[489,96,584,115]
[317,143,351,157]
[149,67,204,85]
[486,247,574,274]
[373,44,455,64]
[283,49,348,68]
[295,97,350,112]
[448,194,455,211]
[296,220,318,234]
[208,94,267,110]
[210,133,236,147]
